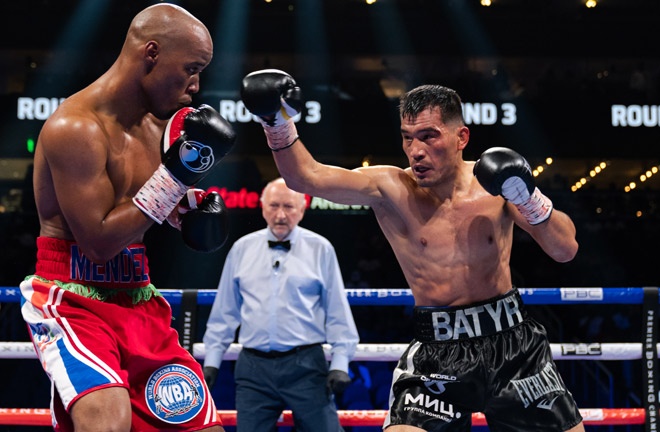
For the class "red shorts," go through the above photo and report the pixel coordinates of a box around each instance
[20,238,222,431]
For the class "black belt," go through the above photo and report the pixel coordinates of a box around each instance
[242,343,321,359]
[414,289,527,342]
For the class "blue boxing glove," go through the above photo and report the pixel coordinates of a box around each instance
[473,147,553,225]
[133,105,236,223]
[240,69,303,151]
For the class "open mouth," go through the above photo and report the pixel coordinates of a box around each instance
[413,165,430,176]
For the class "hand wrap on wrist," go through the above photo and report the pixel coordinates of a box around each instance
[503,178,553,225]
[262,114,299,151]
[133,164,189,224]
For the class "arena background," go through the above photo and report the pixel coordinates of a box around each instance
[0,0,658,430]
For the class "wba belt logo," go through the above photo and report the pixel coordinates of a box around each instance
[511,362,566,410]
[145,364,204,424]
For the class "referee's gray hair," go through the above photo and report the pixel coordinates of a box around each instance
[260,177,307,206]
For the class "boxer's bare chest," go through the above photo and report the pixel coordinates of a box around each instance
[379,189,506,267]
[106,123,163,202]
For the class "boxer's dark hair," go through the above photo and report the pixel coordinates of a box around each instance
[399,85,464,124]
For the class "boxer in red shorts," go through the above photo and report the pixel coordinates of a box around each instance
[20,4,235,431]
[22,239,220,431]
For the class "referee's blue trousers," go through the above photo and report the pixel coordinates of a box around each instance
[234,344,344,432]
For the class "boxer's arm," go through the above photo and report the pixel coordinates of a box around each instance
[40,116,153,263]
[509,203,579,263]
[133,105,236,224]
[474,147,578,263]
[241,69,385,206]
[272,136,386,207]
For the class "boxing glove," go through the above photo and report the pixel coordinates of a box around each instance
[181,191,229,253]
[327,369,351,394]
[165,188,206,229]
[473,147,553,225]
[241,69,303,151]
[179,188,207,213]
[133,105,236,223]
[203,366,219,389]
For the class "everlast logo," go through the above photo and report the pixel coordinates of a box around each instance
[511,362,565,409]
[70,245,148,284]
[431,294,523,340]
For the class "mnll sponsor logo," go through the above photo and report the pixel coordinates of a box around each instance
[404,393,459,419]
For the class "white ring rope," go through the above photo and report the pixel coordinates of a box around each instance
[0,341,655,361]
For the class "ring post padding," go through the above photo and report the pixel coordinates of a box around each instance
[643,287,659,431]
[178,289,198,354]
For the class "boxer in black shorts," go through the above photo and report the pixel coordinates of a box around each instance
[240,74,586,431]
[384,289,583,431]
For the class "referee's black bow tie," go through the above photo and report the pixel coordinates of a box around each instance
[268,240,291,250]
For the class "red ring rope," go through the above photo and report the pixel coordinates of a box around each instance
[0,408,646,426]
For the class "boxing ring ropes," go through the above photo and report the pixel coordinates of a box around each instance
[0,286,657,429]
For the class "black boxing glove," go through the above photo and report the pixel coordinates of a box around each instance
[165,187,206,230]
[178,188,207,214]
[474,147,553,225]
[133,105,236,224]
[203,366,219,389]
[240,69,303,151]
[181,191,229,253]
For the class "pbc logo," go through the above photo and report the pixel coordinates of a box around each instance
[560,288,603,301]
[561,343,602,356]
[145,364,205,424]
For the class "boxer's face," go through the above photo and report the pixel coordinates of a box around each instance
[143,28,213,120]
[401,107,468,188]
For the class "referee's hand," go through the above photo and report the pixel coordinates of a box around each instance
[203,366,219,389]
[327,369,351,394]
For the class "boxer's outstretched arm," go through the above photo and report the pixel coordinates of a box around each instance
[241,69,383,206]
[274,136,383,207]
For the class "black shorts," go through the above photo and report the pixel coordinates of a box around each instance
[385,289,583,432]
